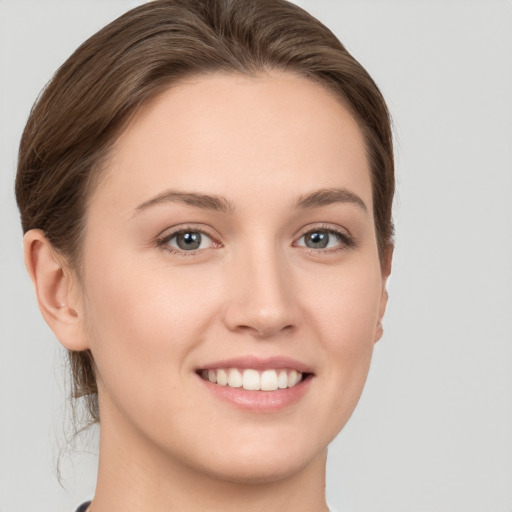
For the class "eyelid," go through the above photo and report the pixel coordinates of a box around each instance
[154,222,355,257]
[156,224,221,256]
[293,223,355,252]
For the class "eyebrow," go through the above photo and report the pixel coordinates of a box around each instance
[294,187,368,212]
[134,190,235,215]
[133,186,367,216]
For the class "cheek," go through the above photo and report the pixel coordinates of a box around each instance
[304,256,382,413]
[83,260,220,352]
[79,243,223,396]
[79,256,227,439]
[305,255,382,346]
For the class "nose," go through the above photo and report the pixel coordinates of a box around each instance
[222,246,298,338]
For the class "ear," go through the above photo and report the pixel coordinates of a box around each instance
[23,229,90,351]
[374,244,393,343]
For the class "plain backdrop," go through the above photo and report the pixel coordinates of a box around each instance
[1,1,511,511]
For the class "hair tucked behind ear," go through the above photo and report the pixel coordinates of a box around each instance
[16,0,394,427]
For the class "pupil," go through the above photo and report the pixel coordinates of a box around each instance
[306,231,328,248]
[177,232,201,250]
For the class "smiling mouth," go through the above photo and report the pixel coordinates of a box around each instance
[198,368,308,391]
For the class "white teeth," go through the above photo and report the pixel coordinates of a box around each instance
[228,368,243,388]
[288,369,299,387]
[261,370,278,391]
[201,368,304,391]
[277,370,288,389]
[216,368,228,386]
[242,369,260,390]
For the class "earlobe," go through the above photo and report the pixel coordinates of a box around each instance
[23,229,90,351]
[374,244,393,344]
[374,319,384,343]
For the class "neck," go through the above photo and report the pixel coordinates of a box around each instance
[91,411,329,512]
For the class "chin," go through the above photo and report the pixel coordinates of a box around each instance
[199,448,324,485]
[181,428,330,485]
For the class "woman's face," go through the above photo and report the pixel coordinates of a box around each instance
[77,71,389,482]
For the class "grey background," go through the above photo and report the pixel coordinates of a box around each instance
[1,1,511,511]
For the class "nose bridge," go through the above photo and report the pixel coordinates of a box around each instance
[223,236,297,337]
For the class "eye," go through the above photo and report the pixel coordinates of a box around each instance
[295,227,353,251]
[159,229,215,253]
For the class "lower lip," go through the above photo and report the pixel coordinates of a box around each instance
[198,375,312,412]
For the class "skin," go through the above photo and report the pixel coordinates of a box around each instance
[25,71,391,512]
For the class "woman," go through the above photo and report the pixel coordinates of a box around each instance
[16,1,394,511]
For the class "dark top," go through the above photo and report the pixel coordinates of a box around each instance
[75,502,91,512]
[75,499,340,511]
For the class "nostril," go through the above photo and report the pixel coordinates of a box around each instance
[221,270,299,336]
[237,322,296,338]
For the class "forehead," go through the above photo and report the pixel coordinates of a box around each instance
[91,71,372,216]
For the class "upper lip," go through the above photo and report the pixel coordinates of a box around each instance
[197,356,313,374]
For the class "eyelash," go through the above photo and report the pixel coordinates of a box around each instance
[156,226,219,257]
[294,224,355,255]
[155,224,355,257]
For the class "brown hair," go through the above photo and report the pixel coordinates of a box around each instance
[16,0,394,425]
